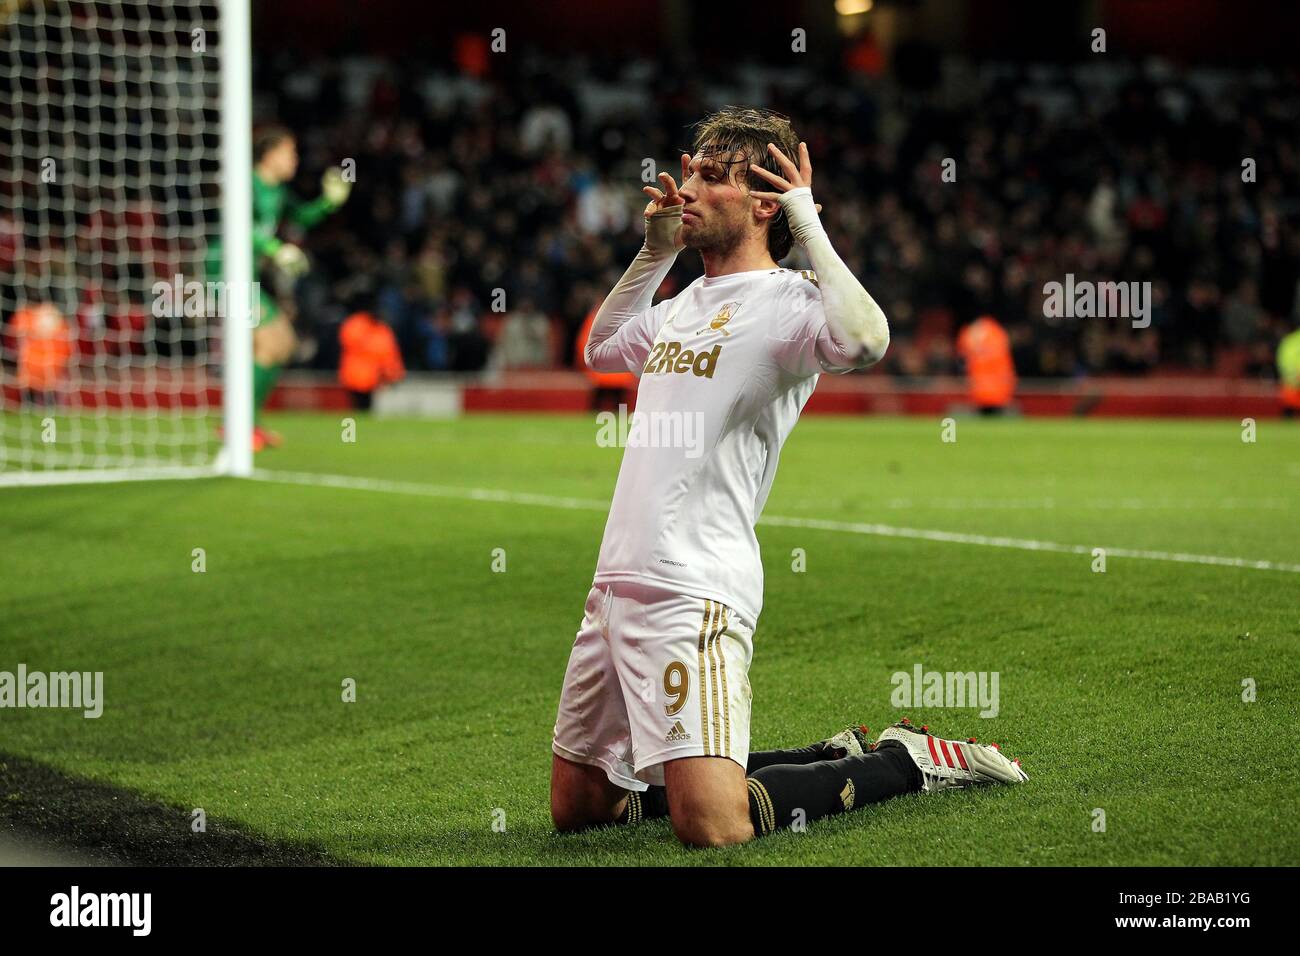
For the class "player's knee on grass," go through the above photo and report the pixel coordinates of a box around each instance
[549,754,627,832]
[670,809,753,848]
[663,757,753,848]
[667,793,753,847]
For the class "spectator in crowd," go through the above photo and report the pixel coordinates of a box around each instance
[492,296,553,370]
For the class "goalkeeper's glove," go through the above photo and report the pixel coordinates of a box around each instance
[272,243,309,278]
[321,168,353,207]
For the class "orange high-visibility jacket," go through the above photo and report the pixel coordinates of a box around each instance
[957,315,1016,408]
[1280,329,1300,410]
[12,303,73,390]
[339,312,405,393]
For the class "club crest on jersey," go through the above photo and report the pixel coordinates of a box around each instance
[696,301,741,336]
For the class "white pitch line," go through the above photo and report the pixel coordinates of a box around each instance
[251,469,1300,576]
[0,463,219,488]
[864,496,1294,511]
[758,515,1300,573]
[252,469,609,511]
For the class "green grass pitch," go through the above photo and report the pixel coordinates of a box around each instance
[2,412,1298,865]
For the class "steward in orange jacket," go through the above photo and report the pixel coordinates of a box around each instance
[339,311,405,411]
[12,303,73,400]
[957,315,1016,413]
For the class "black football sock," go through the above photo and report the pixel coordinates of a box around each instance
[746,729,869,773]
[746,740,923,836]
[615,785,670,825]
[745,744,832,773]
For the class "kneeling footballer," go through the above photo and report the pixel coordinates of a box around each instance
[550,107,1027,848]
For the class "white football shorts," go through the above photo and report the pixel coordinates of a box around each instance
[551,581,755,789]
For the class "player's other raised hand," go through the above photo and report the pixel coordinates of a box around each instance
[749,141,824,242]
[321,167,353,207]
[641,153,689,252]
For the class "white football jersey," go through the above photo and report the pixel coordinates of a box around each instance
[588,266,860,623]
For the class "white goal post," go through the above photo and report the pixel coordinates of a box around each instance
[0,0,252,487]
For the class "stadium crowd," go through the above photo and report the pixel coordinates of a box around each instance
[257,47,1300,382]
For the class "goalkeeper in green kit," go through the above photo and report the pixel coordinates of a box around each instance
[208,125,352,450]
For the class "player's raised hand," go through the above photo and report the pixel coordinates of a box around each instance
[749,142,822,213]
[642,153,689,217]
[641,152,690,252]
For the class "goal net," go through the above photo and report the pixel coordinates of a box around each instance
[0,0,251,487]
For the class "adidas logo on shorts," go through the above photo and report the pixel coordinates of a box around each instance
[666,720,691,742]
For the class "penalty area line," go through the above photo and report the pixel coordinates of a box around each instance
[251,469,1300,576]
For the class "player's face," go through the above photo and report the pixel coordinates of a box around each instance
[264,138,299,183]
[678,145,760,254]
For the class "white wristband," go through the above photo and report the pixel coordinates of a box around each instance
[778,186,825,247]
[644,206,683,255]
